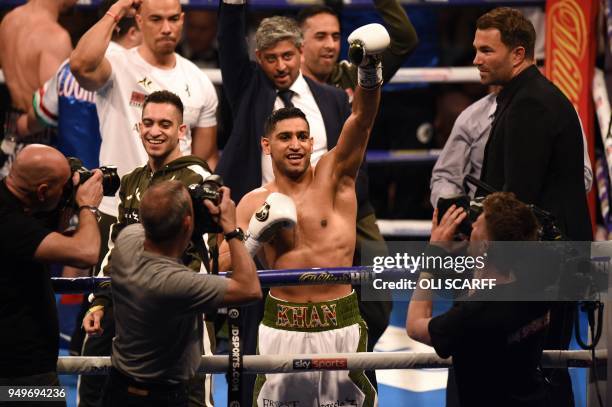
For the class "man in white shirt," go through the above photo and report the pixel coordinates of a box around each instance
[70,0,219,221]
[430,88,593,207]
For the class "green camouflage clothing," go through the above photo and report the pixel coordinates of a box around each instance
[93,155,212,308]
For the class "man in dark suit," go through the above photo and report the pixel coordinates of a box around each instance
[216,1,351,201]
[216,2,353,403]
[473,7,592,406]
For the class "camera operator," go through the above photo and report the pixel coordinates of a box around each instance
[80,90,218,406]
[0,144,103,402]
[101,180,260,406]
[406,192,550,407]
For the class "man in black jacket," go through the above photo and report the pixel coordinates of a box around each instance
[473,7,592,406]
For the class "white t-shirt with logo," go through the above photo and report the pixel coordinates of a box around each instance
[96,47,218,216]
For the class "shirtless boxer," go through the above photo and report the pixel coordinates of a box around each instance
[0,0,76,175]
[219,24,389,407]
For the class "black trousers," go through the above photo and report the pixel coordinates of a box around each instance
[102,368,188,407]
[78,307,209,407]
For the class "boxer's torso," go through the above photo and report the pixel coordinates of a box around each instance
[258,165,357,302]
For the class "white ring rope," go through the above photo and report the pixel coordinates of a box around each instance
[57,350,607,375]
[0,67,480,87]
[376,219,432,237]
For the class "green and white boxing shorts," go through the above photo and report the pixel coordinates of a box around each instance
[253,291,378,407]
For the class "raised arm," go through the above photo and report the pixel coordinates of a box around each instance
[332,85,380,181]
[70,0,141,91]
[217,0,256,113]
[374,0,418,83]
[331,24,389,180]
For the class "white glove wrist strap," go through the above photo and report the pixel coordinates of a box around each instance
[358,62,383,90]
[244,235,262,258]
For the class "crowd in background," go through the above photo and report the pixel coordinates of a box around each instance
[0,2,514,222]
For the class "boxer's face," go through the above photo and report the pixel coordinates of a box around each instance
[138,0,184,55]
[473,28,515,85]
[256,40,302,90]
[300,13,341,79]
[262,117,313,179]
[139,102,185,165]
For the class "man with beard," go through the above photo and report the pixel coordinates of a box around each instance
[298,2,417,95]
[472,7,592,406]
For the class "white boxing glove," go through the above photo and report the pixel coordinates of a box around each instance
[347,23,390,89]
[244,192,297,257]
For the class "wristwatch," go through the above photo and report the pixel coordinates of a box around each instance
[224,227,245,242]
[79,205,101,221]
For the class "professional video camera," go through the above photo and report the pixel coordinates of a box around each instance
[67,157,120,197]
[188,174,224,235]
[436,175,566,241]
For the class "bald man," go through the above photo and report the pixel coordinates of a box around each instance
[0,144,102,399]
[0,0,76,176]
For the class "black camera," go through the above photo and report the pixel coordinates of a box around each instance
[436,194,484,238]
[188,174,224,235]
[68,157,120,197]
[436,175,566,241]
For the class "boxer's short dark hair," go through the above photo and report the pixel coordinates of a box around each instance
[264,107,310,137]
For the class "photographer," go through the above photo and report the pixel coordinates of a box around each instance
[102,180,260,406]
[80,90,218,406]
[0,144,102,401]
[406,192,550,407]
